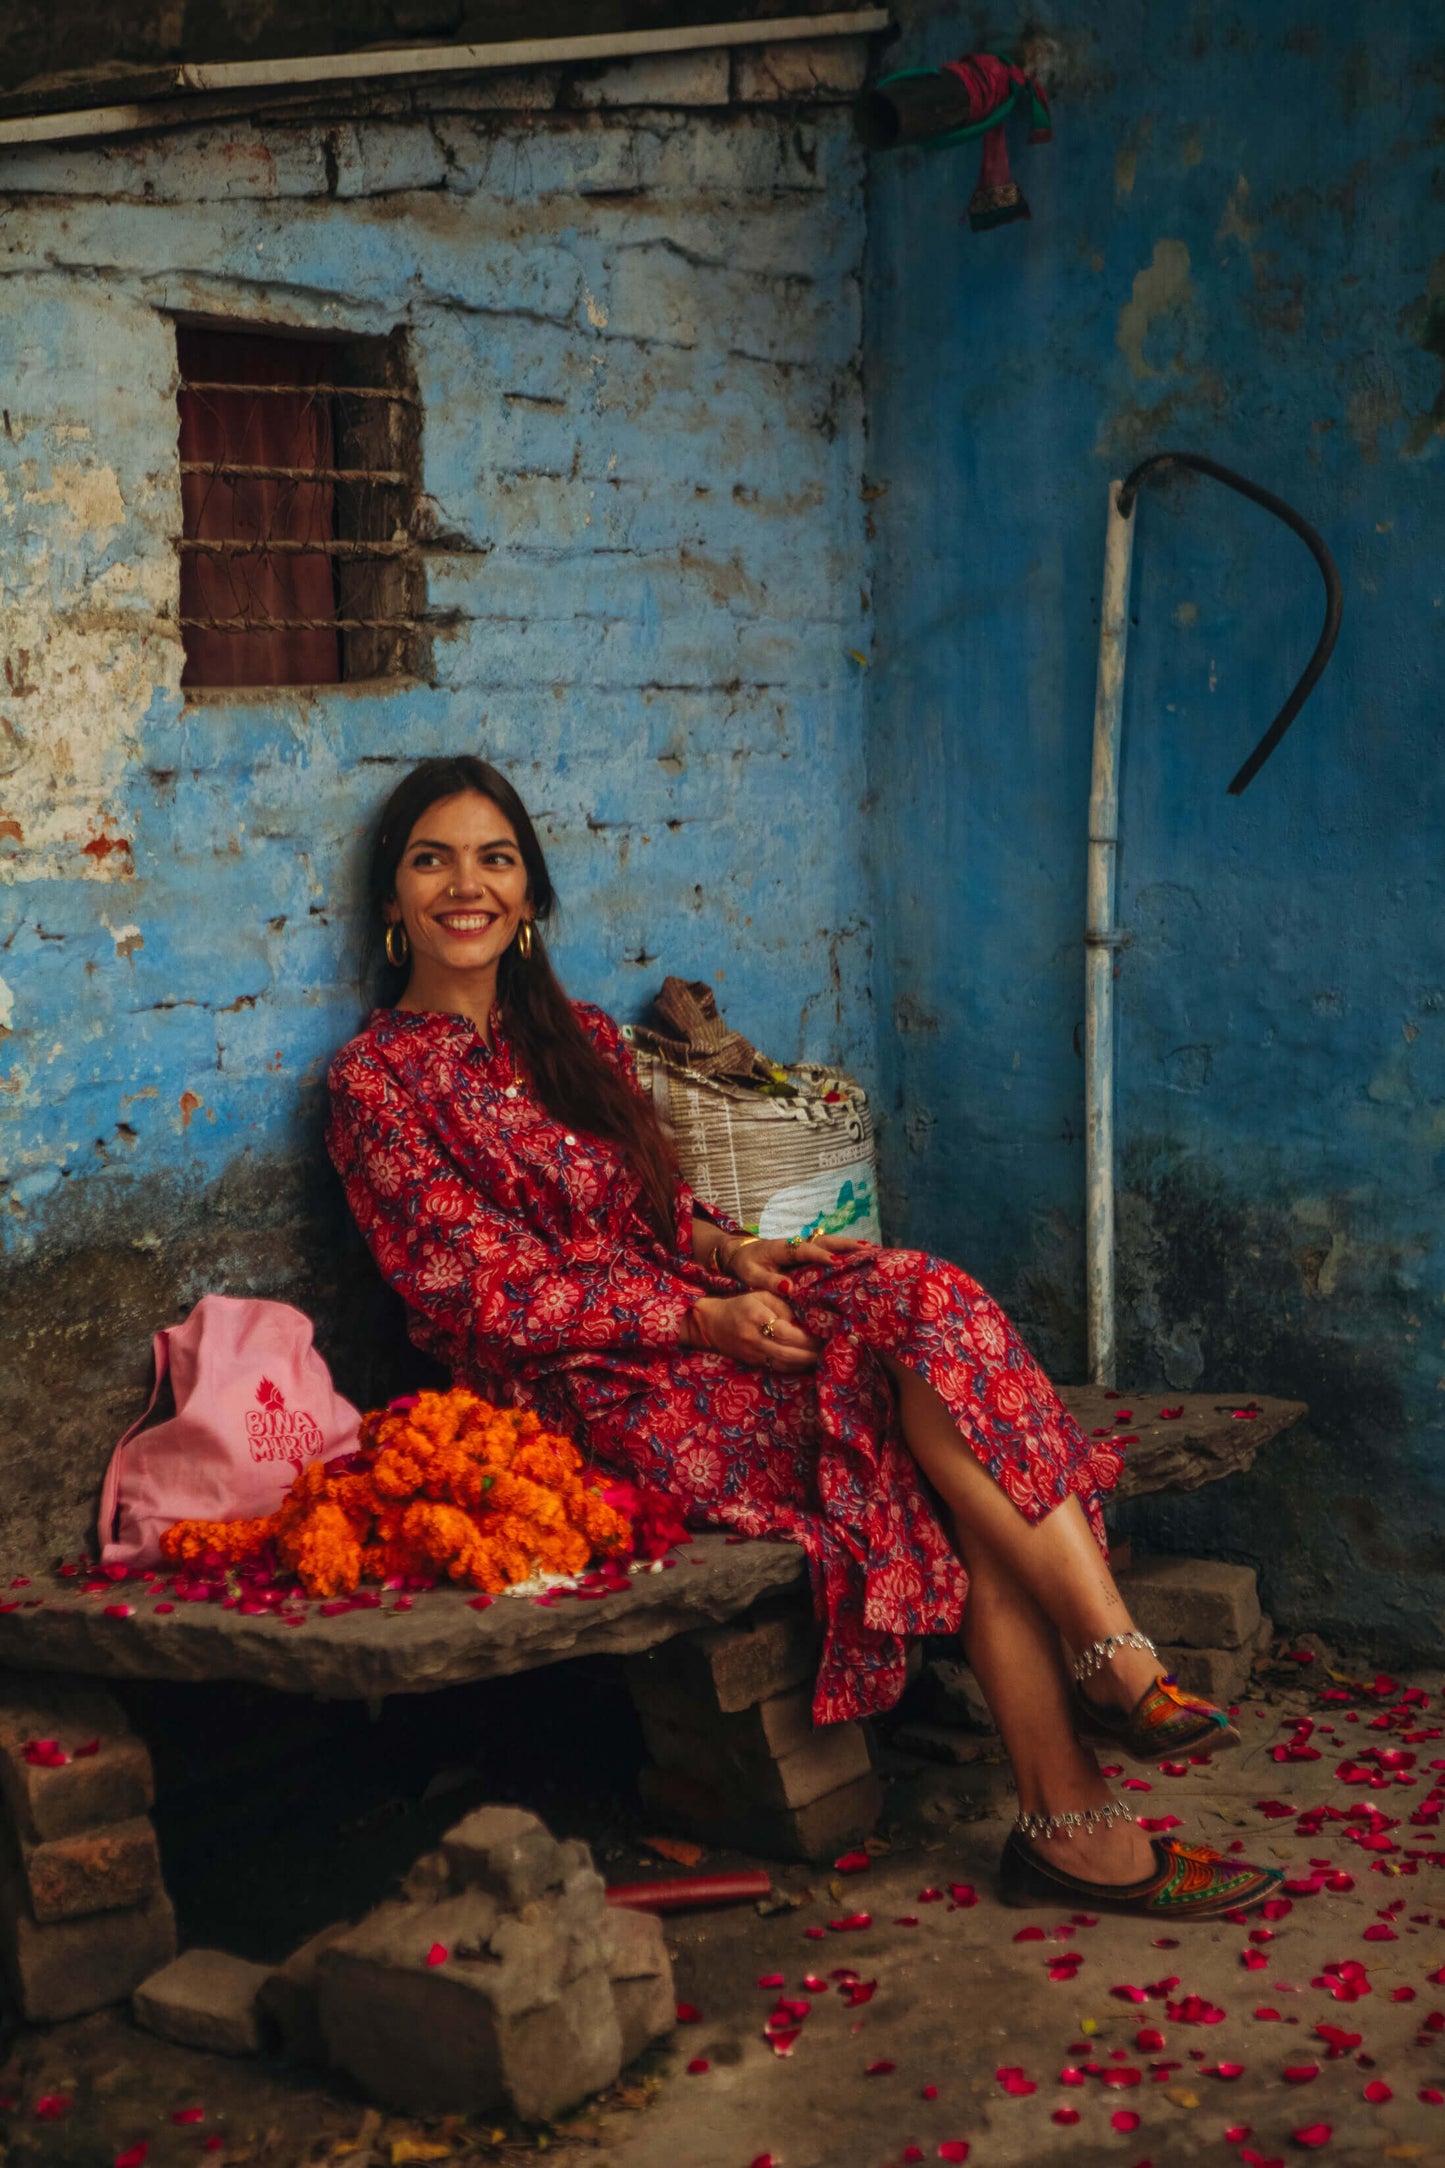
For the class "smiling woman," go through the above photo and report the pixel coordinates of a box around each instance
[325,754,1283,1922]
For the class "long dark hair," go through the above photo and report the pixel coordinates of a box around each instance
[367,755,679,1243]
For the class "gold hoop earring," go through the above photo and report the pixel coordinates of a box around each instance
[384,922,409,969]
[517,921,534,961]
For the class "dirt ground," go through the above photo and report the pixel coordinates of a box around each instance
[4,1643,1445,2168]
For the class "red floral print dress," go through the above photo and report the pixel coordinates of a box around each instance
[326,1003,1122,1724]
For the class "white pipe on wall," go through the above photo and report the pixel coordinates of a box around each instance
[1084,480,1136,1388]
[0,9,891,149]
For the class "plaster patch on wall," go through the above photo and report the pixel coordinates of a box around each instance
[1217,174,1257,247]
[21,459,125,544]
[0,977,12,1034]
[1116,239,1193,379]
[0,446,179,883]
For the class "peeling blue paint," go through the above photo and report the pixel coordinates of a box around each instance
[865,1,1445,1652]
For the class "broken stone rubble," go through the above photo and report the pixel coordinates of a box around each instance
[130,1802,674,2123]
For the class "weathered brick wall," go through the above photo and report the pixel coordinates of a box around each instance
[0,46,872,1572]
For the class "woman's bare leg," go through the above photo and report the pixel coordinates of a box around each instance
[883,1358,1161,1883]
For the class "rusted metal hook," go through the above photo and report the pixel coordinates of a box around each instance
[1116,451,1344,794]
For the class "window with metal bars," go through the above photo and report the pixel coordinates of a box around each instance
[175,323,422,691]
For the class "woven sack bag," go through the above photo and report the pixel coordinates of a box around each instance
[624,1030,882,1243]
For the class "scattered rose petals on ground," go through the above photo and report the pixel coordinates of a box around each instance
[921,2084,938,2099]
[834,1850,870,1874]
[828,1913,871,1932]
[1363,2079,1392,2102]
[757,1973,785,1990]
[1421,2087,1445,2105]
[1052,2108,1080,2126]
[949,1883,978,1907]
[1225,2126,1251,2143]
[424,1943,447,1967]
[749,2155,776,2168]
[23,1740,67,1768]
[802,1975,827,1993]
[171,2108,206,2125]
[1291,2126,1331,2149]
[937,2146,969,2163]
[685,2058,709,2075]
[864,2060,895,2076]
[33,2096,71,2121]
[1283,2064,1320,2083]
[676,2002,702,2022]
[114,2145,149,2168]
[995,2066,1036,2096]
[1110,2110,1141,2132]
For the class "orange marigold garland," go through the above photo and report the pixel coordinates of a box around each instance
[160,1389,640,1599]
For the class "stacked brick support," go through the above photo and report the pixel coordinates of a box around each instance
[626,1600,883,1860]
[1114,1556,1271,1703]
[0,1672,175,2021]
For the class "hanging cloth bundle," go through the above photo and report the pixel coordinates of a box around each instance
[865,50,1052,234]
[944,53,1052,230]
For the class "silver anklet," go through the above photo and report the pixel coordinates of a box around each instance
[1015,1796,1136,1844]
[1072,1630,1157,1682]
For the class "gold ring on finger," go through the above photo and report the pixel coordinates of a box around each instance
[762,1318,777,1339]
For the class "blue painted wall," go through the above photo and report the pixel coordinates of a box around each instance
[0,55,874,1568]
[865,2,1445,1649]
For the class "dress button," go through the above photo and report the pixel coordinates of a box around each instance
[564,1132,577,1145]
[505,1085,519,1099]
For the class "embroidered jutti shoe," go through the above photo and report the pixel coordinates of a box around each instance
[999,1829,1283,1918]
[1071,1671,1242,1761]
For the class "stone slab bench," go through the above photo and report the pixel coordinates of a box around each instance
[0,1534,806,1701]
[1067,1386,1307,1502]
[0,1379,1306,1985]
[0,1391,1304,1701]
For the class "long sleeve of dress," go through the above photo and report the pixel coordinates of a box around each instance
[327,1046,704,1368]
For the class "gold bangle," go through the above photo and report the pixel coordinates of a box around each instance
[722,1235,765,1278]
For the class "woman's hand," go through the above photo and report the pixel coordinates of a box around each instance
[687,1292,822,1372]
[723,1232,873,1297]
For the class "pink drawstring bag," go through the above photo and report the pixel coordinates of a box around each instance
[99,1294,362,1569]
